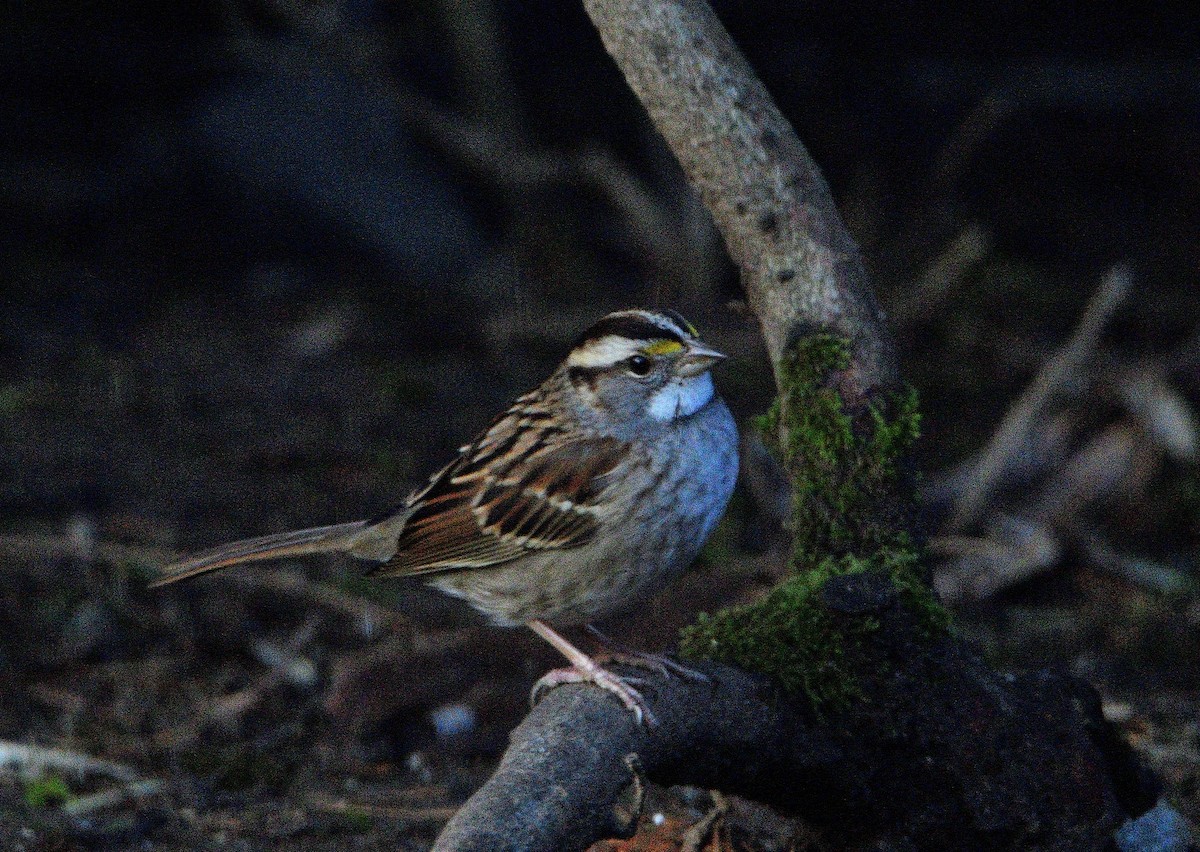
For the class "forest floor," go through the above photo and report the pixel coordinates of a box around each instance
[1,263,1198,850]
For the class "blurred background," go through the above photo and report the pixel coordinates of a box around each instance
[2,0,1199,847]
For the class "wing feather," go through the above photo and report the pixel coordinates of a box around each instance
[370,394,627,578]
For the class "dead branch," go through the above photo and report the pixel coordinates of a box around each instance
[948,264,1132,529]
[307,795,459,825]
[62,780,164,817]
[152,615,320,749]
[890,223,993,330]
[0,740,162,816]
[0,741,143,784]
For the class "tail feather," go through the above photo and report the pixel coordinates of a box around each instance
[151,521,369,586]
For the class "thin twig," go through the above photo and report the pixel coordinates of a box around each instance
[930,93,1017,194]
[1074,525,1193,596]
[0,741,142,784]
[307,795,459,824]
[681,790,728,852]
[62,779,164,816]
[890,224,992,330]
[948,264,1132,530]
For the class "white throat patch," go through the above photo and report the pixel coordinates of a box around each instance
[646,372,715,422]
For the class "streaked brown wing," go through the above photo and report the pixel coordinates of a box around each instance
[372,402,627,577]
[475,439,626,548]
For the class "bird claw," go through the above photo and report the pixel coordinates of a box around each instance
[596,649,710,683]
[531,664,657,728]
[585,626,710,683]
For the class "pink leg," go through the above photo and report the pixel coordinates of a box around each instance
[527,619,655,727]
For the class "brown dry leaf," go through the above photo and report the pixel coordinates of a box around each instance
[589,812,730,851]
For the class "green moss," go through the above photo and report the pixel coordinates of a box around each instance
[24,774,72,808]
[680,554,876,706]
[757,335,921,564]
[681,335,949,710]
[888,551,953,639]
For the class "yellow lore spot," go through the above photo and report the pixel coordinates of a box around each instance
[642,339,685,356]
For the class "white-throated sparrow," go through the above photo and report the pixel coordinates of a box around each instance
[152,309,738,724]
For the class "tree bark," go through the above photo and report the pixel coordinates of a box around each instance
[581,0,896,398]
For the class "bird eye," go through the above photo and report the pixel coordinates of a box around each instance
[625,355,652,376]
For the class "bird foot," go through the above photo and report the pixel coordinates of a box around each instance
[594,648,710,683]
[531,661,656,728]
[586,625,710,683]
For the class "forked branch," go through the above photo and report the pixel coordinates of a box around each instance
[433,2,1136,849]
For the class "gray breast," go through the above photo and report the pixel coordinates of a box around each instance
[557,397,738,623]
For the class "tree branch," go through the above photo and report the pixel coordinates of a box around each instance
[433,661,842,851]
[435,576,1134,851]
[581,0,896,394]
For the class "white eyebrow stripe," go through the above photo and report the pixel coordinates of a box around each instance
[567,335,645,368]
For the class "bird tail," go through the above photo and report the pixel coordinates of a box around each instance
[150,521,370,587]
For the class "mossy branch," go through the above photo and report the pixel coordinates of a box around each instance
[759,334,920,564]
[681,335,946,710]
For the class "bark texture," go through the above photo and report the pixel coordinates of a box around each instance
[582,0,896,397]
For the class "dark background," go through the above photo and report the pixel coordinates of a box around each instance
[2,1,1198,848]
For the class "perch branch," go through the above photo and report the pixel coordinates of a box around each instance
[434,662,844,851]
[436,579,1127,851]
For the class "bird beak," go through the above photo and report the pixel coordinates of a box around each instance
[677,342,728,377]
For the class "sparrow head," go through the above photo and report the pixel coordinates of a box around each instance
[564,309,727,429]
